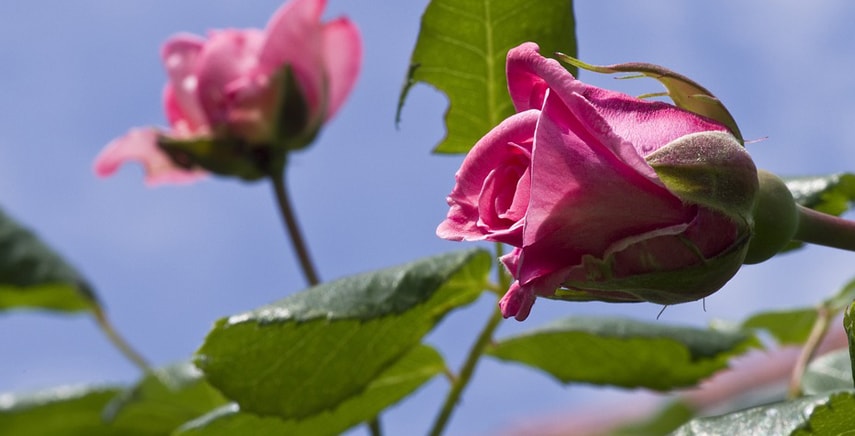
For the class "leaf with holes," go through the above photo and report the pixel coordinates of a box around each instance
[398,0,576,153]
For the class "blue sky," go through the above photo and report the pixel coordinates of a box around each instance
[2,1,855,435]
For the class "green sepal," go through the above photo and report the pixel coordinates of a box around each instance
[271,64,319,152]
[646,131,758,224]
[556,54,743,143]
[555,234,749,305]
[743,170,800,264]
[157,66,317,180]
[158,136,273,181]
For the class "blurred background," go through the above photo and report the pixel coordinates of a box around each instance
[2,1,855,434]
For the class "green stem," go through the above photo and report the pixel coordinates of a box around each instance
[788,305,831,398]
[794,205,855,252]
[428,305,504,436]
[368,417,383,436]
[428,242,509,436]
[270,171,320,287]
[92,306,151,374]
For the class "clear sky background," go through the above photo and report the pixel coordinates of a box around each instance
[2,1,855,435]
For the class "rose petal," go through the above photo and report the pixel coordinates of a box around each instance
[515,91,693,287]
[259,0,325,115]
[161,34,209,131]
[93,128,205,186]
[499,281,536,321]
[320,17,362,120]
[508,43,729,158]
[436,110,538,245]
[194,30,265,127]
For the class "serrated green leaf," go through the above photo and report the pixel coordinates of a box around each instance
[102,361,227,435]
[487,316,756,390]
[176,345,445,436]
[673,391,855,435]
[195,249,490,420]
[0,385,123,435]
[741,309,818,345]
[0,208,98,313]
[802,349,854,395]
[397,0,576,153]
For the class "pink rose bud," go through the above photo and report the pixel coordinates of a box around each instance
[94,0,362,184]
[437,43,758,321]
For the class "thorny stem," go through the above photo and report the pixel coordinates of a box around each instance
[788,305,832,398]
[270,170,320,287]
[427,242,509,436]
[92,306,151,374]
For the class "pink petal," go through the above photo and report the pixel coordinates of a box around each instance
[577,85,729,157]
[320,17,362,120]
[515,91,693,287]
[161,34,209,131]
[259,0,326,115]
[506,42,583,113]
[507,43,729,158]
[499,281,536,321]
[93,128,205,186]
[436,110,539,246]
[194,29,265,127]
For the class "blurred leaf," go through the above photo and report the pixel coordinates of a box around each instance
[782,173,855,252]
[196,249,490,419]
[0,385,122,435]
[785,173,855,215]
[611,400,695,436]
[0,208,98,313]
[845,301,855,389]
[741,309,818,345]
[486,316,757,390]
[823,276,855,314]
[103,361,227,435]
[802,349,854,395]
[397,0,576,153]
[177,345,445,436]
[791,392,855,435]
[673,391,855,435]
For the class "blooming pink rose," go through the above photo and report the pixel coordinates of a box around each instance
[94,0,361,184]
[437,43,758,321]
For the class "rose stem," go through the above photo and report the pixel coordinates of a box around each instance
[427,242,507,436]
[92,305,152,374]
[272,170,385,433]
[270,170,320,287]
[787,305,831,398]
[793,205,855,251]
